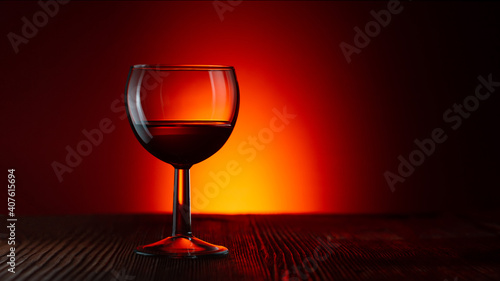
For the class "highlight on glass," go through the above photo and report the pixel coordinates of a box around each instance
[125,65,240,258]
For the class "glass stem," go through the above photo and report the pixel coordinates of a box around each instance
[172,168,192,237]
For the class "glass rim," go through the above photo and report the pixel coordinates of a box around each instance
[132,64,234,71]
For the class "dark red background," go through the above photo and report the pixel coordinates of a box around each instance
[1,1,499,215]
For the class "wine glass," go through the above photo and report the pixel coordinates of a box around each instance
[125,65,239,258]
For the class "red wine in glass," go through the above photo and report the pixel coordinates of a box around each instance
[139,121,233,168]
[125,65,239,257]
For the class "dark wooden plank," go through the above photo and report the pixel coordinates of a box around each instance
[1,213,500,281]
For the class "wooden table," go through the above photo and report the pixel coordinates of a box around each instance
[1,212,500,281]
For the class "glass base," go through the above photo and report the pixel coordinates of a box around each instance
[134,235,229,258]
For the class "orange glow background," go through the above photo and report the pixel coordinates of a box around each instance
[129,1,383,214]
[3,1,500,215]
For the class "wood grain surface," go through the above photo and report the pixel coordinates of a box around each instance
[1,213,500,281]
